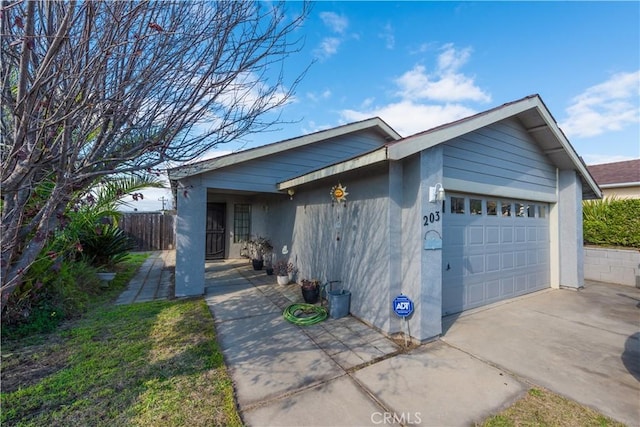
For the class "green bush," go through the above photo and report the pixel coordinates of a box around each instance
[583,198,640,248]
[2,253,147,341]
[78,223,134,268]
[1,258,101,337]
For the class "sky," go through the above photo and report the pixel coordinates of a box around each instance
[125,1,640,211]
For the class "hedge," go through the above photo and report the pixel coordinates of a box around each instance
[583,198,640,248]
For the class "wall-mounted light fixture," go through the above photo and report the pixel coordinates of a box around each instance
[287,188,295,200]
[428,183,445,203]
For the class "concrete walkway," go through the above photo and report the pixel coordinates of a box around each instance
[118,254,639,426]
[115,251,174,305]
[205,261,530,426]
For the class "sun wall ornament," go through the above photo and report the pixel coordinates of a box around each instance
[330,183,348,205]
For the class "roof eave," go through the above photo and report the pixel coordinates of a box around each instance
[386,95,602,200]
[277,147,388,190]
[168,117,401,181]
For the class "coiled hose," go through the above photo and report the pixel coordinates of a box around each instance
[283,303,328,326]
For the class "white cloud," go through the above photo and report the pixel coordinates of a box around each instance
[396,64,490,103]
[396,45,491,103]
[437,43,471,72]
[319,12,348,34]
[339,43,490,135]
[302,120,334,135]
[341,100,477,137]
[582,153,637,165]
[315,11,349,60]
[314,37,342,60]
[561,70,640,138]
[379,23,395,50]
[306,89,332,102]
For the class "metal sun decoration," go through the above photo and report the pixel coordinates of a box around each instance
[330,183,348,206]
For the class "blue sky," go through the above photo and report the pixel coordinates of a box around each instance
[129,1,639,211]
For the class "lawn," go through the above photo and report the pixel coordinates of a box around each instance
[1,253,241,427]
[481,387,626,427]
[1,298,242,427]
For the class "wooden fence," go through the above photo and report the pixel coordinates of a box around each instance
[119,212,175,251]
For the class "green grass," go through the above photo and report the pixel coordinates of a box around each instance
[481,388,626,427]
[2,252,151,342]
[1,298,242,426]
[1,252,241,426]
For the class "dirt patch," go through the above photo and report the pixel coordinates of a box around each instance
[1,336,71,393]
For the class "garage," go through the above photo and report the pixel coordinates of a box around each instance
[442,194,550,315]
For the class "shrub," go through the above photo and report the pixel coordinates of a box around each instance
[583,198,640,248]
[1,258,101,337]
[78,223,134,268]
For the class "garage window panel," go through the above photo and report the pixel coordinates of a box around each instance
[486,200,498,216]
[538,205,546,218]
[501,201,512,217]
[470,199,482,215]
[527,204,535,217]
[451,196,465,214]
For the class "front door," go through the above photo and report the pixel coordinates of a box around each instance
[206,203,226,260]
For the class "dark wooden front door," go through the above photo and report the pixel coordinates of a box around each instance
[206,203,226,260]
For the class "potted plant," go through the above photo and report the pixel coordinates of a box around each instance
[274,260,295,285]
[265,263,274,276]
[241,236,273,270]
[78,223,133,286]
[300,279,320,304]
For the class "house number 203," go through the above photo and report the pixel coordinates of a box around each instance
[423,211,441,226]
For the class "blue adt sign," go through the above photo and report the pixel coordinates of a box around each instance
[393,295,414,318]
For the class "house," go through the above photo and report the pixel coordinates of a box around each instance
[168,94,601,342]
[587,159,640,199]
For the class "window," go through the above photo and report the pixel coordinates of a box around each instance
[527,204,535,217]
[539,205,546,218]
[516,203,526,217]
[501,201,512,217]
[451,197,465,214]
[470,199,482,215]
[233,204,251,243]
[486,200,497,216]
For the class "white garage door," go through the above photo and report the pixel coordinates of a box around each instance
[442,194,550,316]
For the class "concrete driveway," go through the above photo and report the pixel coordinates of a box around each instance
[441,281,640,426]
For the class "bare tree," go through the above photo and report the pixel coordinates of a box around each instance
[0,0,309,311]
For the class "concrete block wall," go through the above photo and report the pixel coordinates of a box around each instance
[584,246,640,287]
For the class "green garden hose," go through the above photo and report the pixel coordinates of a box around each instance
[283,303,328,326]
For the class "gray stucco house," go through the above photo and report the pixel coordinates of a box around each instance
[168,94,601,342]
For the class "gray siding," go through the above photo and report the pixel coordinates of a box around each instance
[443,118,556,200]
[200,130,387,193]
[266,168,391,331]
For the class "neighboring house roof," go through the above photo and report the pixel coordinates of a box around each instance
[279,95,601,200]
[587,159,640,188]
[167,117,401,180]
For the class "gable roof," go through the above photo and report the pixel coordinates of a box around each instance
[279,95,601,200]
[587,159,640,187]
[168,117,401,180]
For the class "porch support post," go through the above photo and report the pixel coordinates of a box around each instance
[175,178,206,296]
[417,146,444,341]
[557,170,584,289]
